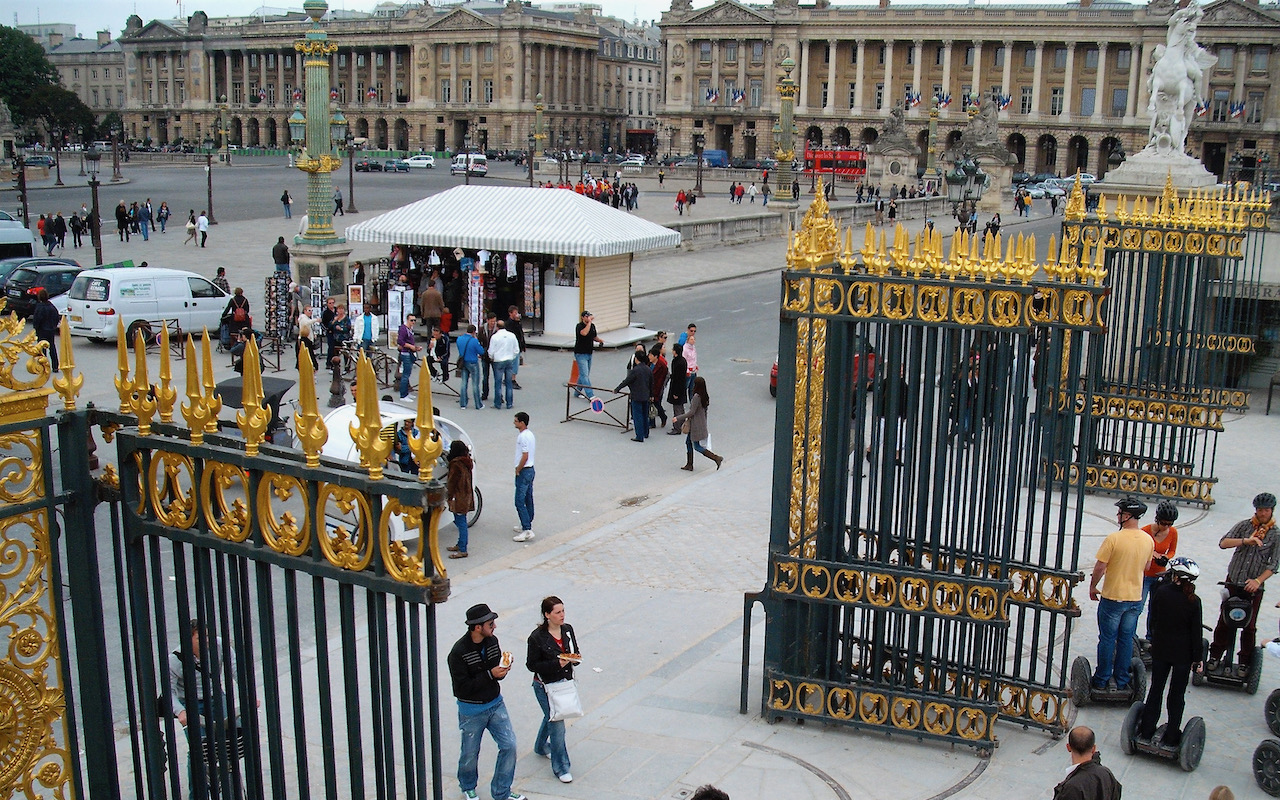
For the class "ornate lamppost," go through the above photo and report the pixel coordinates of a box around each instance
[923,96,944,222]
[1228,151,1243,186]
[527,133,536,187]
[343,132,359,214]
[205,151,217,225]
[693,132,705,198]
[808,139,817,194]
[77,126,86,177]
[13,145,29,228]
[50,126,64,186]
[84,147,103,266]
[463,132,473,186]
[772,57,799,208]
[945,152,988,232]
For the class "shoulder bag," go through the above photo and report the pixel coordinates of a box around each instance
[545,679,583,721]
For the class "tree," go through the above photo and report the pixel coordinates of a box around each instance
[19,85,96,143]
[0,26,60,126]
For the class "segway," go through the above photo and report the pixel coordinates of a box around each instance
[1255,739,1280,796]
[1119,701,1206,771]
[1191,592,1265,694]
[1070,654,1147,706]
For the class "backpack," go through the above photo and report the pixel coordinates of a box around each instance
[233,300,248,323]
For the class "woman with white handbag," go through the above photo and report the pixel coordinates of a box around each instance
[525,596,581,784]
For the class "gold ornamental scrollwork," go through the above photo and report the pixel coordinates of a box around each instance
[201,462,251,542]
[256,472,310,554]
[295,39,339,56]
[783,278,811,313]
[147,452,197,529]
[0,433,43,504]
[316,483,374,571]
[847,281,878,317]
[379,499,431,587]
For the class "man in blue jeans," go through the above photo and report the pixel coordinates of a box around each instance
[447,604,527,800]
[396,314,422,399]
[1089,497,1155,691]
[572,310,603,399]
[512,412,536,541]
[455,324,486,409]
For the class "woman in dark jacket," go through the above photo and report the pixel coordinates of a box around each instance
[444,440,473,558]
[1137,556,1203,747]
[673,376,723,471]
[30,288,62,371]
[649,342,669,430]
[666,342,688,434]
[526,595,580,784]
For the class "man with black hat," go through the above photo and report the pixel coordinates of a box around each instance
[448,603,527,800]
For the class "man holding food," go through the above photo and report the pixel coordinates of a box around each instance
[448,604,528,800]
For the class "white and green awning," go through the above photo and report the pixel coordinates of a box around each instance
[344,185,681,257]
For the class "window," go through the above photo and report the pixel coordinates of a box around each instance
[483,79,493,103]
[91,89,99,105]
[285,55,293,69]
[961,85,971,103]
[337,83,346,103]
[440,47,450,65]
[906,45,914,66]
[1085,48,1098,69]
[1116,48,1131,71]
[849,82,857,108]
[1054,48,1067,69]
[1111,87,1128,116]
[753,42,764,63]
[1050,87,1063,115]
[73,68,79,79]
[878,45,885,65]
[935,46,943,67]
[117,88,124,105]
[821,81,828,107]
[1024,48,1036,68]
[994,47,1004,68]
[628,91,633,114]
[1080,87,1096,116]
[376,52,384,67]
[1253,47,1270,72]
[462,79,472,103]
[628,68,633,81]
[355,81,364,101]
[964,46,974,67]
[726,41,737,62]
[698,78,709,104]
[440,79,451,103]
[266,53,275,69]
[1248,90,1265,123]
[750,78,762,107]
[648,70,653,83]
[357,53,366,67]
[92,69,97,80]
[1218,46,1234,71]
[1020,86,1033,114]
[1212,88,1229,121]
[189,278,222,298]
[699,42,711,63]
[461,46,471,64]
[875,82,884,110]
[484,45,494,63]
[339,54,347,68]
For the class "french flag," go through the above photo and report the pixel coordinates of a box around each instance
[330,87,339,102]
[367,87,378,99]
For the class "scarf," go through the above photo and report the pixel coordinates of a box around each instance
[1253,513,1276,537]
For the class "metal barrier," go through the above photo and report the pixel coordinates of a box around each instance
[562,382,631,430]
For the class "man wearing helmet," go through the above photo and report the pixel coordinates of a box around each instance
[1207,492,1279,677]
[1089,497,1156,691]
[1137,556,1202,746]
[1140,502,1180,641]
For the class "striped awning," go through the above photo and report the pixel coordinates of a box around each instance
[344,185,681,257]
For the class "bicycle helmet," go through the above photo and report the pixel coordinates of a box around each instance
[1155,501,1179,524]
[1115,497,1148,518]
[1166,556,1200,580]
[1255,492,1277,510]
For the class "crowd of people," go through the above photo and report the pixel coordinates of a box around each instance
[31,199,177,255]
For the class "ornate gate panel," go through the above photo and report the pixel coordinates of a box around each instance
[755,188,1106,749]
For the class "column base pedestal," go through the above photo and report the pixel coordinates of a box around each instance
[292,241,353,291]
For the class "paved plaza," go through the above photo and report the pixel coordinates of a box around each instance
[9,159,1280,799]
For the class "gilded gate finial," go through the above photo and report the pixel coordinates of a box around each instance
[53,317,82,410]
[181,337,214,444]
[200,330,222,432]
[409,366,443,482]
[351,354,392,479]
[294,343,329,467]
[1064,173,1086,221]
[156,325,177,423]
[115,318,133,413]
[130,328,157,435]
[235,336,271,455]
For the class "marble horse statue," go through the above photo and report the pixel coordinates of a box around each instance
[1146,4,1216,156]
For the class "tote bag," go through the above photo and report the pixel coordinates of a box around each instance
[545,679,583,721]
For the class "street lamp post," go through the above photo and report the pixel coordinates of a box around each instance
[527,133,536,186]
[577,134,584,182]
[84,147,103,266]
[945,152,988,233]
[206,152,217,225]
[292,0,347,249]
[808,140,817,194]
[344,134,360,214]
[693,132,705,198]
[772,57,799,208]
[1228,151,1243,185]
[51,127,64,186]
[110,126,122,181]
[464,133,472,186]
[77,126,86,177]
[1256,151,1270,186]
[13,146,28,228]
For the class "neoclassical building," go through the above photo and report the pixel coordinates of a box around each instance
[658,0,1280,181]
[112,0,647,154]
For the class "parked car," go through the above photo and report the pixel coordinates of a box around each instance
[1075,172,1098,185]
[5,263,84,318]
[770,336,876,398]
[1023,184,1047,199]
[354,158,383,172]
[619,156,646,167]
[23,155,56,168]
[64,267,228,342]
[1011,171,1031,188]
[1031,182,1065,198]
[384,159,411,173]
[0,257,78,292]
[450,153,488,177]
[403,154,436,169]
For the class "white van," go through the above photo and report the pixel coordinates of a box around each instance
[64,267,229,342]
[0,218,38,259]
[450,153,488,177]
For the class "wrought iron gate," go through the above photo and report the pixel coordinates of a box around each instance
[0,322,452,799]
[751,186,1110,750]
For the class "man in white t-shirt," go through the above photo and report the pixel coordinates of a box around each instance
[512,412,536,541]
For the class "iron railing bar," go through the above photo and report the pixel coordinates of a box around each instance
[339,583,368,800]
[311,574,341,800]
[284,569,313,800]
[424,601,445,800]
[162,537,193,800]
[107,497,147,800]
[254,559,289,800]
[367,589,390,800]
[395,600,418,800]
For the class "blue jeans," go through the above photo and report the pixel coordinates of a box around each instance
[140,222,149,241]
[685,433,708,455]
[159,217,167,232]
[492,359,515,408]
[1141,574,1161,639]
[532,681,571,778]
[1095,598,1143,687]
[514,467,535,531]
[459,361,482,408]
[574,354,594,398]
[630,400,649,439]
[457,699,517,800]
[452,511,468,552]
[398,352,415,397]
[283,202,292,219]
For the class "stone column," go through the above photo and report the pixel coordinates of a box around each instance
[941,40,953,115]
[799,39,810,112]
[1093,43,1107,121]
[883,39,895,112]
[552,46,560,105]
[826,39,838,112]
[471,45,480,106]
[1233,42,1247,101]
[1063,44,1075,117]
[168,50,177,108]
[1126,42,1143,120]
[260,48,268,103]
[371,47,379,104]
[1030,41,1044,119]
[208,51,218,103]
[277,48,286,104]
[350,47,359,103]
[450,45,459,106]
[518,43,529,103]
[738,38,748,96]
[538,44,547,99]
[390,46,398,104]
[1001,40,1013,119]
[224,51,233,102]
[1134,42,1151,120]
[854,39,866,112]
[970,40,981,102]
[911,39,923,115]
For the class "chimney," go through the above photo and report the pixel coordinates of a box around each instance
[47,32,63,48]
[97,30,112,46]
[879,0,888,7]
[1080,0,1092,7]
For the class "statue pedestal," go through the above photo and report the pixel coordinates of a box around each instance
[293,241,353,290]
[979,161,1015,216]
[1098,148,1219,196]
[868,146,919,193]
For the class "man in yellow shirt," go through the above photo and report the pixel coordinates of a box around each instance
[1088,497,1156,691]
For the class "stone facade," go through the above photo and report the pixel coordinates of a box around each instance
[44,31,126,117]
[658,0,1280,182]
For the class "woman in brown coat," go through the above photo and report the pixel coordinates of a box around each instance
[673,376,723,471]
[445,439,475,558]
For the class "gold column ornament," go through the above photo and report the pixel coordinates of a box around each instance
[350,354,392,479]
[409,359,443,481]
[294,343,329,467]
[200,330,222,433]
[129,329,157,436]
[52,317,82,410]
[234,337,271,455]
[155,325,177,424]
[115,318,132,413]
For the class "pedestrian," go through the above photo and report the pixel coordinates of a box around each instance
[1088,498,1155,692]
[478,313,501,403]
[791,178,800,201]
[115,202,130,242]
[525,596,580,784]
[679,322,698,395]
[455,324,485,410]
[649,342,669,430]
[487,321,520,410]
[444,440,475,559]
[197,211,210,248]
[675,189,686,216]
[887,198,898,225]
[272,236,291,274]
[296,305,319,370]
[212,266,231,295]
[1140,502,1179,642]
[616,349,653,441]
[156,202,171,233]
[30,288,61,372]
[333,187,344,216]
[572,310,603,399]
[281,189,293,219]
[68,212,83,248]
[1137,556,1202,749]
[419,277,445,333]
[446,604,528,800]
[512,412,536,541]
[674,376,723,470]
[222,287,251,346]
[657,167,664,186]
[357,308,380,353]
[168,620,241,800]
[1207,492,1278,677]
[326,305,352,367]
[138,201,152,241]
[667,341,688,434]
[747,182,758,203]
[506,306,526,390]
[396,313,422,398]
[875,195,885,226]
[183,210,197,245]
[393,419,418,475]
[1050,194,1060,216]
[53,212,67,250]
[1052,726,1121,800]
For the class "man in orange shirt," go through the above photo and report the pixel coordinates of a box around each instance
[1089,498,1155,691]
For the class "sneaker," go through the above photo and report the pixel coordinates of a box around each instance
[513,530,535,542]
[462,791,478,800]
[1206,658,1221,673]
[1106,679,1118,692]
[1235,664,1251,679]
[448,551,468,559]
[513,524,523,532]
[558,773,573,783]
[506,795,528,800]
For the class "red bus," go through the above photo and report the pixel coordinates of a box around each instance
[802,144,868,179]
